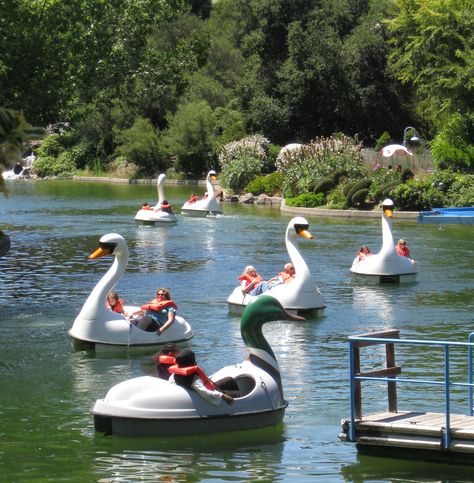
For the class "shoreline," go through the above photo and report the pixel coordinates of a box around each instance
[72,176,419,221]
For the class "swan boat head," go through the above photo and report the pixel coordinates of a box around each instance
[227,216,325,314]
[92,295,303,436]
[350,198,417,282]
[69,233,193,349]
[181,170,222,216]
[134,174,177,223]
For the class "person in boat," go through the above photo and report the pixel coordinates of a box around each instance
[396,239,413,260]
[152,343,180,379]
[238,265,270,296]
[169,349,235,405]
[106,291,125,315]
[202,192,208,199]
[355,245,372,262]
[267,262,296,288]
[158,199,174,214]
[141,202,152,210]
[128,288,177,334]
[188,193,199,204]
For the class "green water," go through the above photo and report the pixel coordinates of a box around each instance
[0,179,473,482]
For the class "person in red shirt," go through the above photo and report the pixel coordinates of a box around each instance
[396,239,413,259]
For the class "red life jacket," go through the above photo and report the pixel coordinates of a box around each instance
[168,365,216,390]
[160,203,171,209]
[278,271,294,283]
[141,299,177,312]
[238,273,263,286]
[107,299,124,314]
[154,354,176,364]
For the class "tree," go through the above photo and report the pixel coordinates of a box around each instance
[387,0,473,170]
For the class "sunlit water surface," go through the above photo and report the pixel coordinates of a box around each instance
[0,180,473,482]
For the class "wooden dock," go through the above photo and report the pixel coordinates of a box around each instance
[340,329,474,465]
[340,410,474,464]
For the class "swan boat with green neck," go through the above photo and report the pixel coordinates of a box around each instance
[92,296,303,436]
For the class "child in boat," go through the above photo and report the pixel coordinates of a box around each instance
[158,199,174,214]
[152,343,180,379]
[356,245,372,262]
[169,349,235,405]
[106,291,125,315]
[396,239,414,260]
[128,288,177,335]
[188,193,199,204]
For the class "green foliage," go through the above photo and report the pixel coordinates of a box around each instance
[401,168,414,182]
[277,135,367,198]
[220,156,263,193]
[285,192,325,208]
[36,135,64,158]
[344,179,372,209]
[245,172,283,196]
[313,177,335,194]
[32,152,76,178]
[390,178,446,211]
[160,101,216,177]
[431,113,474,172]
[115,117,163,175]
[375,132,392,152]
[445,174,474,206]
[325,185,346,209]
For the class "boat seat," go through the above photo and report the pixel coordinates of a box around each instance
[234,376,256,397]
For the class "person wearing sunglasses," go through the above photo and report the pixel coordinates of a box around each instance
[129,288,177,335]
[238,265,270,296]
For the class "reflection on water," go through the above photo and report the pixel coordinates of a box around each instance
[1,180,474,481]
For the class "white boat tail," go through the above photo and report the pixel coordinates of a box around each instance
[180,170,222,217]
[134,174,177,224]
[69,233,193,350]
[92,296,303,436]
[227,217,325,315]
[350,199,418,283]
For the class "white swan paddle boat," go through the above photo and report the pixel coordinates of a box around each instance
[69,233,193,351]
[180,170,223,217]
[92,296,304,436]
[227,217,326,315]
[134,174,177,224]
[350,199,418,283]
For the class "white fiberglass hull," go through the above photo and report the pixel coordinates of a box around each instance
[92,361,286,436]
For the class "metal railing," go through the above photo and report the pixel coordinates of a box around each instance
[348,330,474,449]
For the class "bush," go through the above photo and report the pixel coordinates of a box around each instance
[114,117,163,175]
[431,113,474,173]
[344,179,372,208]
[32,152,76,177]
[276,135,367,198]
[375,131,392,152]
[245,171,283,196]
[325,186,346,208]
[36,135,64,158]
[220,156,264,193]
[390,178,446,211]
[444,174,474,207]
[285,192,325,207]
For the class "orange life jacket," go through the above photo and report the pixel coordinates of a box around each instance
[160,203,171,209]
[168,365,216,390]
[107,298,124,314]
[278,271,294,283]
[238,273,264,286]
[154,354,176,364]
[141,299,177,312]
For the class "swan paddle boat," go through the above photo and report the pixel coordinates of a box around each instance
[92,296,304,436]
[69,233,193,351]
[180,170,223,217]
[350,199,418,283]
[134,174,177,224]
[227,217,326,315]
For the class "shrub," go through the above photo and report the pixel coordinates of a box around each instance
[444,174,474,207]
[375,131,392,152]
[218,134,270,170]
[220,156,263,193]
[285,192,325,207]
[325,186,346,208]
[245,171,283,196]
[390,178,446,210]
[32,152,76,177]
[115,117,163,175]
[36,135,64,158]
[276,135,367,198]
[344,179,372,208]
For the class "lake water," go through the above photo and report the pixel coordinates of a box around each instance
[0,179,473,482]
